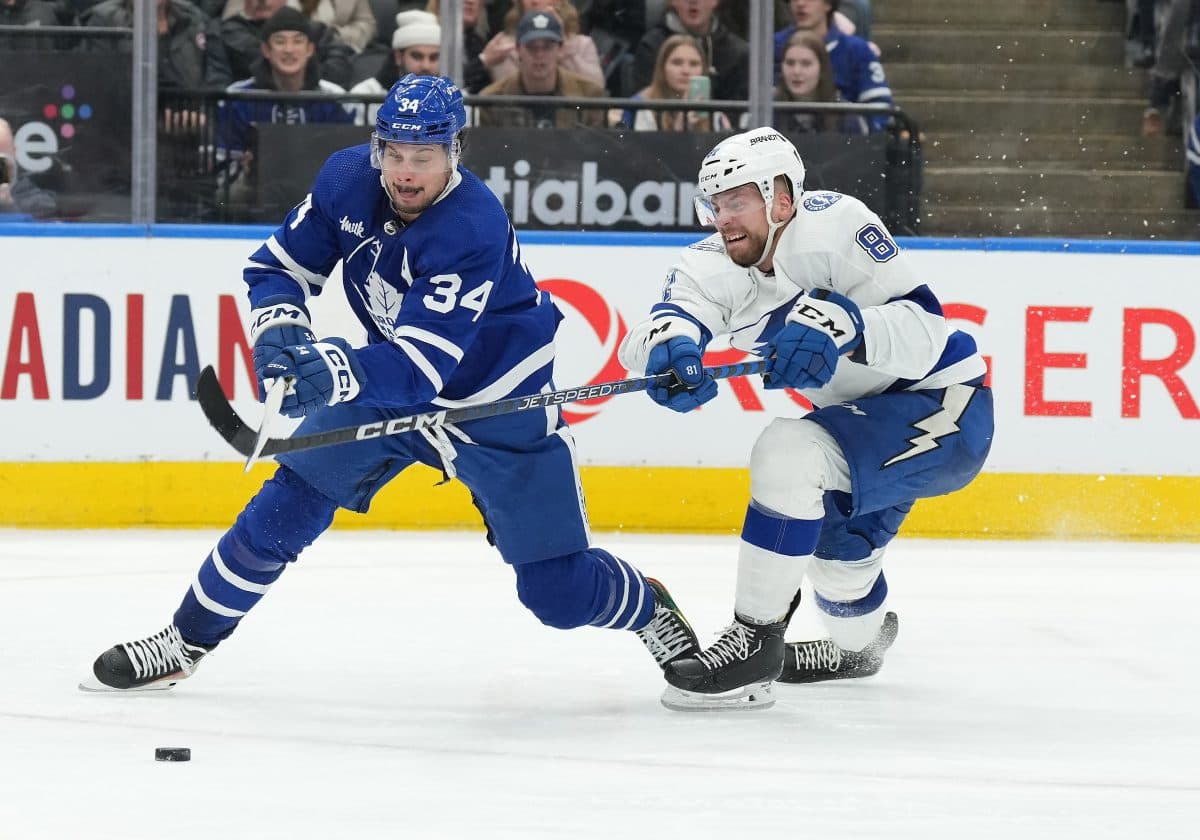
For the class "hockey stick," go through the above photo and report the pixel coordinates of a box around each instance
[196,359,768,462]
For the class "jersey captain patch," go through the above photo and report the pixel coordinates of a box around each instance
[802,192,843,212]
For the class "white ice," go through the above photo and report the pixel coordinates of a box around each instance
[0,529,1197,839]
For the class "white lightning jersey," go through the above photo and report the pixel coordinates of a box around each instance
[619,191,986,408]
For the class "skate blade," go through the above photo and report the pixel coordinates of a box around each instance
[660,682,775,712]
[77,676,178,693]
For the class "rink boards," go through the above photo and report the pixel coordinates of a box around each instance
[1,225,1198,539]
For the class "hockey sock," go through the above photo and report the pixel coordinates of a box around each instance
[735,500,819,624]
[514,549,654,631]
[589,549,655,631]
[173,467,336,645]
[814,572,889,652]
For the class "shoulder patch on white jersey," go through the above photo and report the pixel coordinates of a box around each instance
[688,234,727,254]
[802,192,844,212]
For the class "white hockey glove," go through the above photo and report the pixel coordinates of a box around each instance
[766,290,865,390]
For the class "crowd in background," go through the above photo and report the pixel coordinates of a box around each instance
[2,0,1197,218]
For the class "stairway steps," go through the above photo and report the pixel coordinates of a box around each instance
[887,63,1145,96]
[902,95,1144,134]
[875,27,1125,66]
[923,167,1182,208]
[921,206,1200,239]
[923,133,1182,169]
[874,0,1125,29]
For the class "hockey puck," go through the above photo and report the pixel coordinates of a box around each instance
[154,747,191,762]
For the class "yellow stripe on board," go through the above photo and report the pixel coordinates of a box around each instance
[1,463,1196,541]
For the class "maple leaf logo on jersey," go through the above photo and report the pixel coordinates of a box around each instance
[359,241,405,341]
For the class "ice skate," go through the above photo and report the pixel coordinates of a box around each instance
[635,578,701,669]
[660,615,787,711]
[79,624,214,692]
[776,611,899,684]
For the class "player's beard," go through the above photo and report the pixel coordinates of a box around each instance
[724,228,768,267]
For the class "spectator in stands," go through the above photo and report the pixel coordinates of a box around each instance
[1141,0,1189,136]
[774,0,892,131]
[630,0,749,102]
[351,9,440,120]
[425,0,491,93]
[619,34,726,131]
[296,0,376,53]
[0,0,74,51]
[480,0,604,87]
[81,0,226,89]
[1125,0,1156,69]
[213,0,356,87]
[580,0,654,92]
[0,117,57,220]
[477,9,607,128]
[216,6,354,205]
[776,29,866,134]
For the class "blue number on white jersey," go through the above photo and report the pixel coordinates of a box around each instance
[855,224,898,263]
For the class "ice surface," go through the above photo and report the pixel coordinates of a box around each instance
[1,530,1196,839]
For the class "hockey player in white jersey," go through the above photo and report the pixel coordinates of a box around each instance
[619,127,994,711]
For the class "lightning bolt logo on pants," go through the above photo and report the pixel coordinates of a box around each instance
[884,384,974,467]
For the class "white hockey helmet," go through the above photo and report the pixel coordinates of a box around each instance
[695,127,806,209]
[694,127,805,266]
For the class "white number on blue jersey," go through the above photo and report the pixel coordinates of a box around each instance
[460,280,494,322]
[423,274,493,320]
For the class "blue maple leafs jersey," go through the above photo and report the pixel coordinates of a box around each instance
[242,145,560,411]
[773,26,894,132]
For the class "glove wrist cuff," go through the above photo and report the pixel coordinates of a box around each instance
[313,341,362,406]
[249,301,312,345]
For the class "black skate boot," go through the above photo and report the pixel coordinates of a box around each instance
[79,624,214,692]
[660,615,787,711]
[635,578,701,669]
[777,611,899,684]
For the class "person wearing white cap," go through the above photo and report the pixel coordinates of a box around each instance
[350,9,442,120]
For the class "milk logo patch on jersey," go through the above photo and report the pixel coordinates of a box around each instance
[803,192,843,212]
[340,215,366,237]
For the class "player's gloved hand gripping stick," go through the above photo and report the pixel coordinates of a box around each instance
[197,359,768,469]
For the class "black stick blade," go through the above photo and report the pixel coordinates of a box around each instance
[196,366,258,457]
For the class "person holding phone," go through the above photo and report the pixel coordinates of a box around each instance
[619,34,729,132]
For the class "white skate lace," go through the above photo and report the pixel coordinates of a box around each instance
[637,606,695,664]
[792,639,842,673]
[122,625,203,680]
[696,621,761,671]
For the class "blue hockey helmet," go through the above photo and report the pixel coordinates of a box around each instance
[374,74,466,147]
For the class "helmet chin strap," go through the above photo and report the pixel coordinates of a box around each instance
[753,207,794,268]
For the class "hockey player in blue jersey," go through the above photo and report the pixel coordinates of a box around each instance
[619,127,994,711]
[81,74,700,695]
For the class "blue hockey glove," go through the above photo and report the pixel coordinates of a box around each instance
[766,290,865,390]
[646,336,718,413]
[261,337,366,418]
[249,296,316,399]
